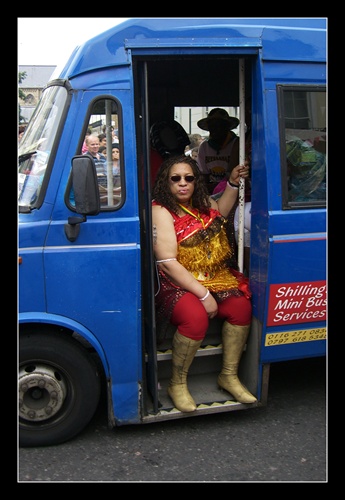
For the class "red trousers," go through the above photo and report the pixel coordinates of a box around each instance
[171,292,252,340]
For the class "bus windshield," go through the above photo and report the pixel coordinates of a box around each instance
[18,84,68,210]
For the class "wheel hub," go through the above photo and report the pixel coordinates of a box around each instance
[19,365,67,422]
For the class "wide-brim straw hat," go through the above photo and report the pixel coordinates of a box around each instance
[197,108,239,131]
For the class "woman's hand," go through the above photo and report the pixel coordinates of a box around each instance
[215,163,250,217]
[229,163,250,185]
[201,294,218,318]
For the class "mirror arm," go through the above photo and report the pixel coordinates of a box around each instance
[64,216,87,242]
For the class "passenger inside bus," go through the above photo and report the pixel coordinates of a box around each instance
[152,154,256,412]
[197,108,240,194]
[149,120,190,186]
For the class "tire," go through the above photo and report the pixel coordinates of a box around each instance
[19,330,102,447]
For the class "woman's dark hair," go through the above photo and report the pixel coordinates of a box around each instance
[152,155,211,214]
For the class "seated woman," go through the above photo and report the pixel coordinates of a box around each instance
[152,154,256,413]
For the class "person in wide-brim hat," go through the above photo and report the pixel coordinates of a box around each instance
[197,108,239,131]
[196,108,241,195]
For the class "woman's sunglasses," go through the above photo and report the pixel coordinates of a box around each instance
[170,175,195,183]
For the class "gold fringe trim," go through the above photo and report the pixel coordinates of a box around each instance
[177,226,239,291]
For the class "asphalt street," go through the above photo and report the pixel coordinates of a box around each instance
[18,356,327,483]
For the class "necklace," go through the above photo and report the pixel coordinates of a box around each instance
[178,203,205,228]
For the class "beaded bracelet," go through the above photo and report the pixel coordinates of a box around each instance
[199,289,210,301]
[227,180,239,189]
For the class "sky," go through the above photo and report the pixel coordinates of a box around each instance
[18,18,130,68]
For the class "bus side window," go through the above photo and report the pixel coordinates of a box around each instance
[286,137,326,203]
[279,86,326,208]
[68,97,123,210]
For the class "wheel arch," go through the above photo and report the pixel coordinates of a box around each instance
[18,312,110,377]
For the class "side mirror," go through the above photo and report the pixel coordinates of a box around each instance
[71,155,100,215]
[65,155,100,242]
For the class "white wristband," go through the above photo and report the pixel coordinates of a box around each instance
[199,290,210,301]
[227,180,239,190]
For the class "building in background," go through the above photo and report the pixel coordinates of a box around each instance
[18,65,56,124]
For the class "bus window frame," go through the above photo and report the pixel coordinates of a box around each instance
[66,95,125,212]
[277,84,326,210]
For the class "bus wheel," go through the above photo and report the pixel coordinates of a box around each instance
[19,330,101,447]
